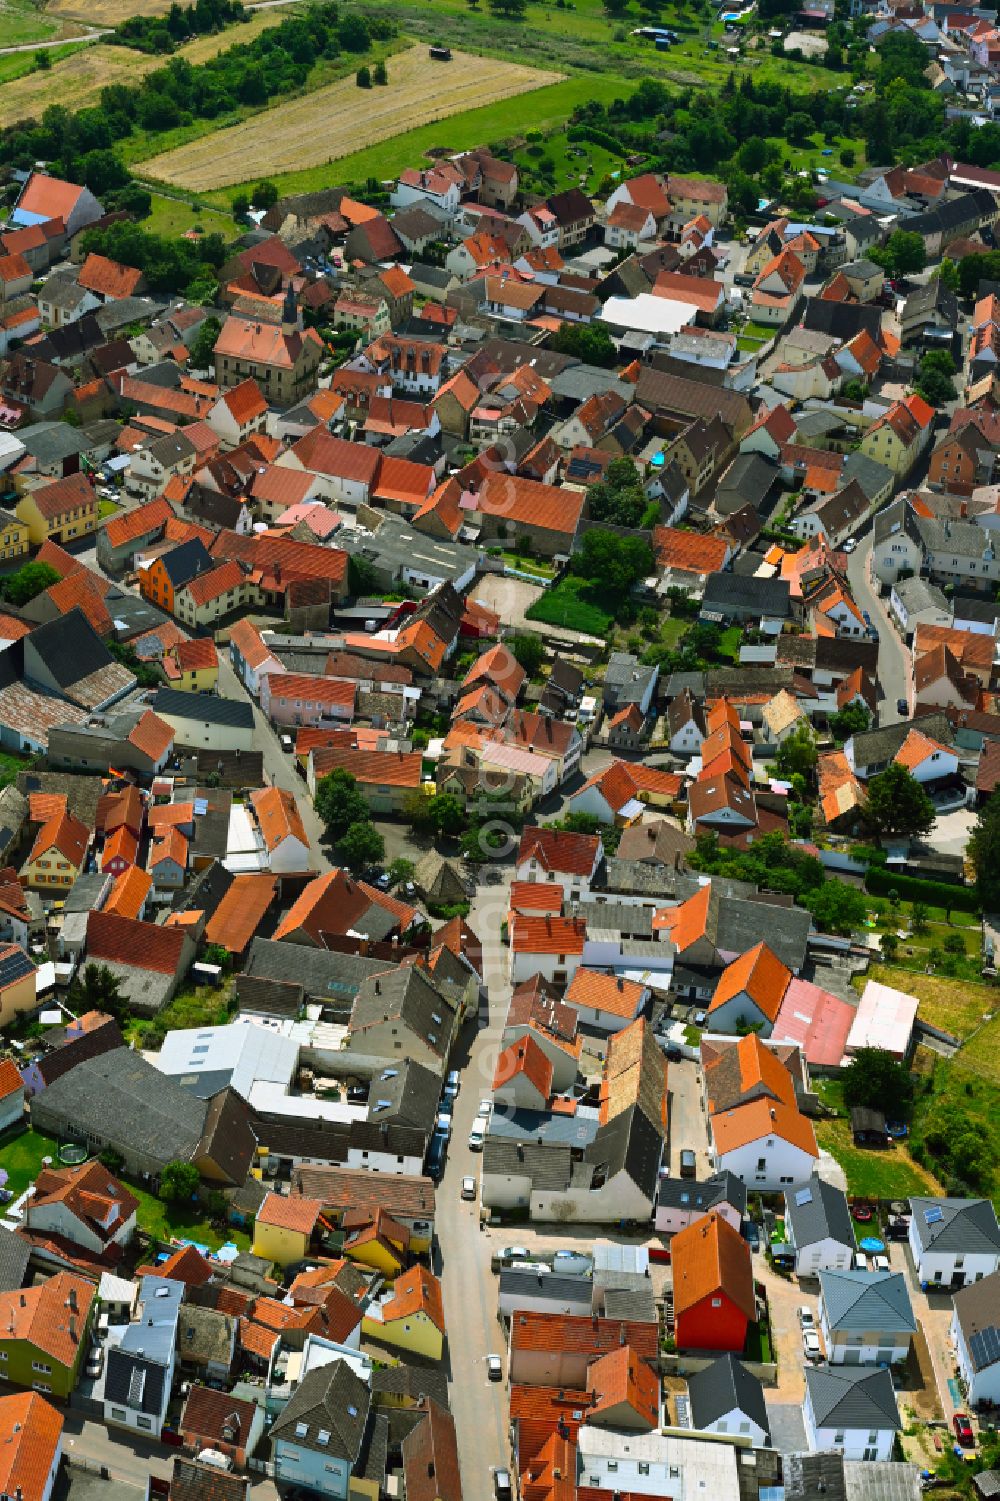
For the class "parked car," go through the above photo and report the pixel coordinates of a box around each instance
[679,1149,697,1179]
[873,1255,891,1272]
[498,1246,530,1264]
[896,699,908,716]
[461,1176,477,1200]
[743,1220,761,1251]
[803,1329,822,1360]
[493,1469,512,1501]
[468,1121,486,1151]
[85,1345,104,1378]
[444,1070,460,1099]
[798,1306,815,1329]
[478,1099,493,1118]
[843,538,858,553]
[486,1354,503,1381]
[953,1413,974,1448]
[435,1112,453,1139]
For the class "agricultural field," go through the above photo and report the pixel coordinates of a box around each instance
[0,0,83,46]
[859,963,994,1042]
[0,8,290,130]
[139,45,563,191]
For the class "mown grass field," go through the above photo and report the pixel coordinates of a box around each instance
[859,963,995,1042]
[0,0,77,46]
[0,7,294,129]
[514,127,627,198]
[139,45,563,189]
[526,574,615,635]
[815,1117,941,1198]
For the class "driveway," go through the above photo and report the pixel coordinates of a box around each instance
[755,1256,813,1403]
[929,806,976,859]
[847,535,909,723]
[765,1402,808,1454]
[666,1055,711,1177]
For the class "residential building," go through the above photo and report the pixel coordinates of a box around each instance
[671,1212,755,1353]
[951,1270,1000,1407]
[361,1265,446,1361]
[0,1272,96,1397]
[214,295,323,408]
[783,1179,856,1276]
[0,1391,63,1501]
[16,472,97,547]
[802,1365,900,1461]
[908,1197,1000,1287]
[686,1354,770,1447]
[654,1172,746,1239]
[105,1275,181,1439]
[252,1192,323,1268]
[818,1269,916,1365]
[270,1360,382,1501]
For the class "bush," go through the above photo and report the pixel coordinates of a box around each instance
[864,867,979,913]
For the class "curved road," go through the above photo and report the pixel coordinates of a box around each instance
[847,530,911,725]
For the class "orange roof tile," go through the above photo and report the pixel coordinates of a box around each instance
[250,786,309,855]
[204,873,277,954]
[894,727,951,771]
[105,864,152,921]
[710,1094,818,1158]
[517,826,600,878]
[256,1192,323,1234]
[0,1058,22,1100]
[87,910,189,975]
[671,1212,755,1321]
[509,881,564,917]
[0,1392,64,1501]
[0,1272,96,1368]
[509,915,587,956]
[493,1035,553,1100]
[127,710,174,764]
[565,969,646,1020]
[380,1264,445,1334]
[78,253,143,301]
[27,811,88,870]
[708,941,791,1024]
[587,1345,660,1427]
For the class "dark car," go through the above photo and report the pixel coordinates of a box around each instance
[953,1413,974,1448]
[665,1046,683,1062]
[896,698,908,715]
[887,1216,910,1240]
[743,1220,761,1251]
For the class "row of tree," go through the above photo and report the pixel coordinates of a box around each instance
[110,0,247,55]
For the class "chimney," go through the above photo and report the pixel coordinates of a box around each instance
[428,1464,435,1479]
[69,1315,77,1343]
[68,1287,77,1312]
[19,1294,25,1308]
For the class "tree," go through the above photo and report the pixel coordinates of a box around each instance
[251,179,279,209]
[159,1160,200,1204]
[231,192,250,219]
[549,321,616,368]
[969,793,1000,912]
[34,49,51,70]
[880,931,899,961]
[863,763,936,842]
[488,0,527,14]
[1,561,60,607]
[188,314,221,371]
[372,58,388,84]
[411,792,466,839]
[315,768,369,839]
[914,348,957,407]
[509,633,544,677]
[356,64,372,87]
[340,819,385,870]
[804,878,868,934]
[828,701,870,742]
[774,722,817,780]
[911,901,929,934]
[872,229,925,279]
[786,111,815,146]
[842,1046,914,1118]
[67,963,128,1026]
[944,931,966,956]
[387,857,415,886]
[939,257,959,292]
[573,529,653,595]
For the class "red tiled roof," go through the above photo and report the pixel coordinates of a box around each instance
[78,253,143,300]
[509,915,587,956]
[517,826,600,878]
[0,1058,22,1100]
[0,1391,64,1501]
[493,1035,553,1100]
[86,910,189,974]
[204,874,277,954]
[565,969,645,1020]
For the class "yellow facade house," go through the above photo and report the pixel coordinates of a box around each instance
[0,945,38,1027]
[361,1264,446,1361]
[15,472,97,547]
[251,1191,323,1268]
[0,507,30,563]
[21,810,90,892]
[341,1207,410,1277]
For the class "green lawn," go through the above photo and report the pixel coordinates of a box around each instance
[143,192,233,239]
[911,1053,1000,1209]
[659,617,691,649]
[525,574,614,635]
[514,127,627,198]
[124,1176,250,1254]
[0,40,90,85]
[0,749,31,791]
[0,0,66,47]
[0,1127,61,1200]
[500,550,555,579]
[815,1118,940,1198]
[98,498,120,518]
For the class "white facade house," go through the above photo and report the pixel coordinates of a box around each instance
[783,1180,856,1276]
[654,1173,746,1239]
[908,1197,1000,1288]
[686,1354,770,1449]
[513,832,602,902]
[710,1098,818,1193]
[802,1366,900,1461]
[951,1270,1000,1406]
[104,1274,181,1439]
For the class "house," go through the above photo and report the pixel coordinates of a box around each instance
[507,1311,658,1387]
[259,672,355,731]
[179,1386,266,1471]
[273,869,418,947]
[515,827,603,900]
[701,573,791,627]
[818,1269,916,1365]
[21,811,90,893]
[802,1365,900,1461]
[16,472,97,547]
[493,1033,553,1111]
[140,539,215,617]
[0,1391,63,1501]
[783,1179,855,1276]
[214,296,323,408]
[21,1160,138,1273]
[0,1059,24,1132]
[563,969,649,1034]
[464,471,584,557]
[150,688,255,752]
[860,394,935,476]
[104,1274,181,1439]
[251,1192,323,1268]
[671,1212,755,1353]
[12,172,102,236]
[270,1360,381,1501]
[0,1272,96,1397]
[908,1197,1000,1287]
[951,1270,1000,1407]
[0,946,37,1026]
[401,1401,461,1501]
[361,1264,446,1360]
[686,1354,770,1447]
[654,1172,746,1239]
[249,787,311,873]
[345,963,459,1071]
[207,380,268,448]
[706,943,792,1036]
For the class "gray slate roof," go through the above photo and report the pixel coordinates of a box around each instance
[271,1360,370,1458]
[952,1269,1000,1367]
[686,1352,769,1438]
[785,1179,855,1252]
[0,1225,30,1292]
[819,1269,916,1334]
[806,1365,901,1430]
[909,1196,1000,1255]
[657,1171,747,1217]
[152,687,254,732]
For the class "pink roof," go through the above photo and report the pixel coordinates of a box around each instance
[770,978,855,1069]
[274,502,342,537]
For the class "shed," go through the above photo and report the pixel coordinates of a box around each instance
[850,1106,889,1147]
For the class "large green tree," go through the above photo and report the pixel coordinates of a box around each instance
[67,963,129,1026]
[842,1046,914,1119]
[315,768,369,839]
[970,795,1000,913]
[573,529,653,595]
[340,819,385,870]
[159,1160,200,1204]
[863,763,936,842]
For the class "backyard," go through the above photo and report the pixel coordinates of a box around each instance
[525,574,614,636]
[125,1176,251,1254]
[814,1117,942,1199]
[0,1126,61,1200]
[859,962,994,1042]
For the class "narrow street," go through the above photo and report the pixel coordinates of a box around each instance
[435,865,514,1501]
[61,1411,278,1501]
[847,532,910,724]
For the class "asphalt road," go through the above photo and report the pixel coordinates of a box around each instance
[847,532,910,724]
[435,865,515,1501]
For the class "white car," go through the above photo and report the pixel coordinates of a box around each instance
[873,1254,891,1273]
[478,1099,493,1118]
[461,1176,476,1200]
[798,1306,815,1329]
[803,1329,822,1360]
[843,537,858,553]
[486,1354,502,1381]
[468,1121,486,1151]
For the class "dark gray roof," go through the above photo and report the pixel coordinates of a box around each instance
[18,421,88,465]
[587,1104,663,1199]
[487,1108,599,1151]
[842,452,893,502]
[350,966,457,1062]
[908,1196,1000,1255]
[848,712,954,771]
[244,938,387,1004]
[105,1346,167,1418]
[482,1138,572,1189]
[33,1048,207,1164]
[366,1059,442,1135]
[843,1461,923,1501]
[952,1269,1000,1368]
[701,573,791,618]
[802,297,883,343]
[271,1360,370,1458]
[498,1267,592,1306]
[0,1226,30,1292]
[712,892,812,972]
[783,1452,846,1501]
[686,1353,769,1437]
[603,1286,657,1323]
[657,1171,747,1217]
[715,453,780,515]
[371,1363,449,1407]
[784,1178,854,1251]
[805,1365,901,1430]
[26,609,119,693]
[819,1269,916,1334]
[152,688,254,732]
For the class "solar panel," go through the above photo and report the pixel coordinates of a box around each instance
[924,1206,944,1225]
[970,1324,1000,1371]
[194,798,208,816]
[794,1186,813,1206]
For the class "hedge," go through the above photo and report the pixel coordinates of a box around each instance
[864,866,980,913]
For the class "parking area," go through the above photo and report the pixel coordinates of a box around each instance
[666,1056,712,1178]
[754,1254,813,1403]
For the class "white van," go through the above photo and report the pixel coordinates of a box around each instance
[468,1121,486,1151]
